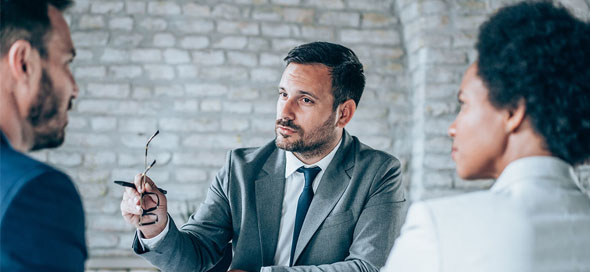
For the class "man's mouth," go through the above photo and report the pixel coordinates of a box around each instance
[277,125,297,135]
[276,118,300,135]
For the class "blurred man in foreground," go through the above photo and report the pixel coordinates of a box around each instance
[0,0,86,270]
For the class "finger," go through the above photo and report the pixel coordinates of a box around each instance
[144,180,159,195]
[141,194,158,209]
[123,192,141,210]
[121,198,141,215]
[124,186,140,200]
[145,181,166,206]
[122,212,140,227]
[143,178,162,198]
[122,189,140,207]
[134,174,144,193]
[143,175,158,192]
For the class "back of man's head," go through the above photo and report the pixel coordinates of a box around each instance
[284,42,366,111]
[476,1,590,166]
[1,0,73,59]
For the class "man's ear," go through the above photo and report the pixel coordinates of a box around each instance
[6,40,42,119]
[7,40,39,84]
[505,98,526,133]
[336,99,356,128]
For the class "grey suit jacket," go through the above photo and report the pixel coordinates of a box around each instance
[134,131,406,272]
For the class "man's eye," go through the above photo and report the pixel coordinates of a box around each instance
[303,98,313,103]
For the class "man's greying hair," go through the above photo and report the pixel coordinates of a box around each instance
[0,0,73,58]
[284,42,366,110]
[476,1,590,165]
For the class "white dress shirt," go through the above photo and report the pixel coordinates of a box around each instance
[140,139,343,270]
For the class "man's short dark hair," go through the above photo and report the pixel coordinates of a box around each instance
[0,0,73,58]
[476,1,590,165]
[284,41,366,110]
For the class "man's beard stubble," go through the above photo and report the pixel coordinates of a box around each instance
[28,69,67,151]
[275,110,339,159]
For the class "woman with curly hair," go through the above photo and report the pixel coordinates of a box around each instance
[382,1,590,271]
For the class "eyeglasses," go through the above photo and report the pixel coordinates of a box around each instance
[139,130,159,226]
[114,130,167,226]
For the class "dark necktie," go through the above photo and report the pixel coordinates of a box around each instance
[290,166,322,266]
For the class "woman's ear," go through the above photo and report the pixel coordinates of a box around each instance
[336,99,356,128]
[505,98,526,133]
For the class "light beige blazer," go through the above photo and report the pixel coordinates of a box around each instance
[383,156,590,272]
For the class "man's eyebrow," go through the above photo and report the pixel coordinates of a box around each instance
[298,90,319,100]
[277,88,320,100]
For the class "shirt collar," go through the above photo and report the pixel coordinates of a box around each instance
[284,138,343,178]
[491,156,580,193]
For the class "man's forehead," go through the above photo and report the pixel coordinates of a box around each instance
[47,5,75,56]
[281,63,332,85]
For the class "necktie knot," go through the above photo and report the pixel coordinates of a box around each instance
[296,166,321,188]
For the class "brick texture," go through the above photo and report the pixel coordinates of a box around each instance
[396,0,590,200]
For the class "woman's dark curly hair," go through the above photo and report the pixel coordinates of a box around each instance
[476,1,590,166]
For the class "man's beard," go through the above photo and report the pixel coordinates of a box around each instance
[28,69,67,151]
[275,110,339,159]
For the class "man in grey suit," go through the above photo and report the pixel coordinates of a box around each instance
[120,42,406,272]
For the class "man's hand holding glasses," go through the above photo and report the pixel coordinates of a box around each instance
[118,130,169,238]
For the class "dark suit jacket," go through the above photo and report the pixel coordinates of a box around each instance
[134,131,406,272]
[0,132,86,271]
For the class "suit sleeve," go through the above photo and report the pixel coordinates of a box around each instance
[267,157,407,272]
[381,202,440,272]
[1,170,87,272]
[133,151,233,272]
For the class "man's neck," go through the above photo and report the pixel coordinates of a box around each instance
[0,92,32,152]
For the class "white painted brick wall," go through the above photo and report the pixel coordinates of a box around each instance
[398,0,590,200]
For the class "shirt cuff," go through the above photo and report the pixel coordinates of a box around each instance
[260,267,271,272]
[138,214,170,250]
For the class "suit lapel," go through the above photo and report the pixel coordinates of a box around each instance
[292,131,355,264]
[255,147,286,266]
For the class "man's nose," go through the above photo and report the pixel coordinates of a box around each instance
[71,75,79,99]
[279,98,296,120]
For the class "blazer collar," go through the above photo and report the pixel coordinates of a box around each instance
[255,145,286,266]
[255,130,356,266]
[292,130,356,264]
[491,156,581,193]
